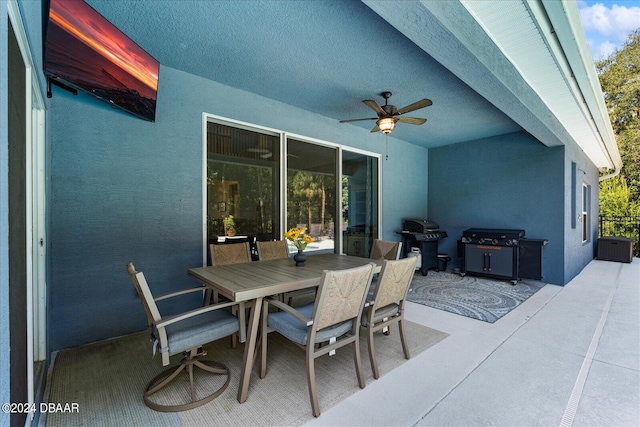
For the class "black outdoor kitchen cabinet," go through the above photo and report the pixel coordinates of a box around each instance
[460,228,547,284]
[462,244,519,283]
[519,238,548,280]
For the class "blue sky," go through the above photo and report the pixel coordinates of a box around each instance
[578,0,640,60]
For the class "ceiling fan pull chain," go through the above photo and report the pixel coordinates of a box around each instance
[386,134,389,160]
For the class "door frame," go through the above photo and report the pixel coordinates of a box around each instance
[8,1,47,424]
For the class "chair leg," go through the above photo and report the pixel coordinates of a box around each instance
[143,351,231,412]
[353,336,365,388]
[202,289,212,306]
[260,300,269,379]
[367,325,380,379]
[398,318,411,360]
[307,350,321,417]
[188,361,195,402]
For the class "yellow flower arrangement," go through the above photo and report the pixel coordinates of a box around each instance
[284,227,314,251]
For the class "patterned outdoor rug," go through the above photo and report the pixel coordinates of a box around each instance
[407,270,546,323]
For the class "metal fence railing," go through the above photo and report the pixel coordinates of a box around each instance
[598,215,640,257]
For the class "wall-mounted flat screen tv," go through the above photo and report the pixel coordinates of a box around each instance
[44,0,159,122]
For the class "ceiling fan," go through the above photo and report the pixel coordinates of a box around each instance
[339,91,432,134]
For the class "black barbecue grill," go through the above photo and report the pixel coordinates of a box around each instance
[397,219,448,276]
[461,228,547,283]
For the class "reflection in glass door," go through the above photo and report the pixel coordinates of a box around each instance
[206,122,280,246]
[342,150,379,257]
[286,138,337,254]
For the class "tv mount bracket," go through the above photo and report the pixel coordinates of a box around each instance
[47,77,78,98]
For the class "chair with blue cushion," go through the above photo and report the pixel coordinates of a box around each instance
[259,262,376,417]
[126,262,240,412]
[361,256,417,379]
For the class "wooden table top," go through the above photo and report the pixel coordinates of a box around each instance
[188,253,381,302]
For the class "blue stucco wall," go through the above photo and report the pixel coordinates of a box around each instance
[428,131,566,285]
[48,65,428,350]
[564,135,600,283]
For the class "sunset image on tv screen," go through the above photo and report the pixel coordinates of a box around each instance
[44,0,159,121]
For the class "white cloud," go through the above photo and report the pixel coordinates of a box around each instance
[579,3,640,42]
[598,40,617,58]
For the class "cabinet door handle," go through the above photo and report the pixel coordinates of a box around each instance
[487,252,492,272]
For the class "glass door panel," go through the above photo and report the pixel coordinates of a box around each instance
[206,122,280,247]
[342,150,379,257]
[286,138,337,254]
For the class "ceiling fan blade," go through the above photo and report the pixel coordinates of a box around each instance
[397,116,427,125]
[363,99,386,115]
[339,117,378,123]
[396,98,433,115]
[370,124,380,133]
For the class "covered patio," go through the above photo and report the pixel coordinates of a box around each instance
[2,1,628,425]
[39,258,639,426]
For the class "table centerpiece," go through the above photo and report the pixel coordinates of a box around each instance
[284,226,314,266]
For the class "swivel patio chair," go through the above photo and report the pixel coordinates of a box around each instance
[259,262,376,417]
[126,262,240,412]
[361,256,417,379]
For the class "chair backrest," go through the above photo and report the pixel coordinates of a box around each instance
[256,240,290,261]
[312,263,375,331]
[369,239,402,260]
[209,242,252,266]
[126,262,162,327]
[309,223,322,238]
[371,257,417,309]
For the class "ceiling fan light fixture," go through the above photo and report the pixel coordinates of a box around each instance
[377,117,396,134]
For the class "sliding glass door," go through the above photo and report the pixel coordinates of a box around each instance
[341,150,379,257]
[286,138,337,254]
[205,115,380,259]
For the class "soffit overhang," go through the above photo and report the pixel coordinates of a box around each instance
[364,0,621,170]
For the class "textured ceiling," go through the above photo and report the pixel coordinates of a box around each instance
[85,0,521,149]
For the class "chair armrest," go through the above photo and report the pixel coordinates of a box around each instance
[156,300,238,329]
[154,286,206,302]
[265,297,313,326]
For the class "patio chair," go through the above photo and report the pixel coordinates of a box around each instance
[126,262,240,412]
[309,223,322,238]
[256,240,290,261]
[368,239,403,300]
[259,262,376,417]
[361,256,417,379]
[369,239,402,260]
[206,242,252,304]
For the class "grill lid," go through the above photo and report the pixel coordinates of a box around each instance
[404,219,439,233]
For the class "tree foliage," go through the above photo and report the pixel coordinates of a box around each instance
[596,28,640,134]
[599,175,640,217]
[597,28,640,205]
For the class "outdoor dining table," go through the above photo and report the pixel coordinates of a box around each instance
[187,252,382,403]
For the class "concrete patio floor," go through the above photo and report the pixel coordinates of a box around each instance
[308,258,639,426]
